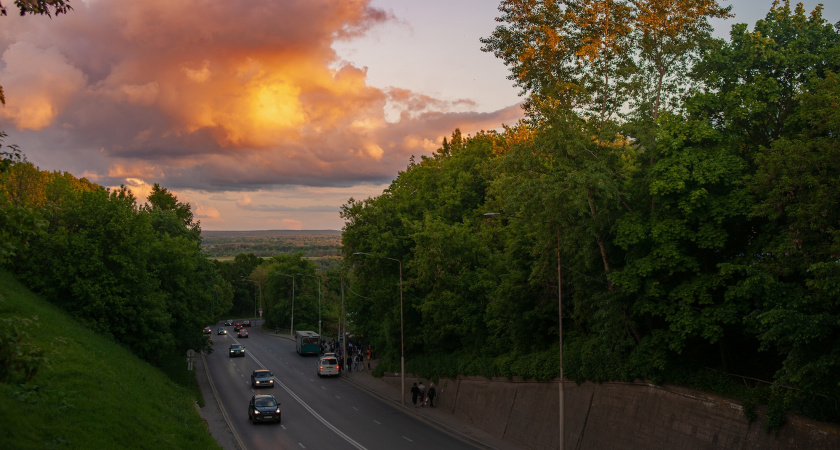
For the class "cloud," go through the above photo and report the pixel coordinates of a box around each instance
[194,204,220,219]
[0,42,86,129]
[1,0,523,197]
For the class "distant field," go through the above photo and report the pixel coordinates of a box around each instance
[201,229,342,258]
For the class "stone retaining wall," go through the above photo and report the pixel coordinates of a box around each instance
[381,375,840,449]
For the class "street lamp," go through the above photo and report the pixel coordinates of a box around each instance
[270,273,295,337]
[485,212,564,450]
[297,273,322,339]
[353,251,405,406]
[242,277,261,324]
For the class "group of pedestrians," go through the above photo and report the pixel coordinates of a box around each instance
[410,380,436,408]
[320,339,372,374]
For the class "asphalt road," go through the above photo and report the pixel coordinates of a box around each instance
[205,325,477,450]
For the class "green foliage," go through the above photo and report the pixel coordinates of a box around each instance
[0,160,228,364]
[0,0,72,17]
[0,316,47,385]
[344,1,840,430]
[0,269,219,449]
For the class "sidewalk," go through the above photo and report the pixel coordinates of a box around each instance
[340,364,521,450]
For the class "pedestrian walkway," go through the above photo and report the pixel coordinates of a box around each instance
[340,364,521,450]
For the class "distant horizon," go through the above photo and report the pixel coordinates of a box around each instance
[201,229,342,234]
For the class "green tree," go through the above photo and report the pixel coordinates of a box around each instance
[0,0,71,17]
[144,183,201,241]
[744,70,840,401]
[17,185,174,362]
[259,253,318,331]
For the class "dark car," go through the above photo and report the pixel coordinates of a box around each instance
[224,319,233,326]
[250,369,274,388]
[238,329,249,338]
[229,344,245,357]
[234,323,242,331]
[217,327,227,335]
[203,327,212,335]
[243,320,251,327]
[249,394,281,423]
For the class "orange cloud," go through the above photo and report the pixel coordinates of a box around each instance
[0,0,523,200]
[0,42,86,129]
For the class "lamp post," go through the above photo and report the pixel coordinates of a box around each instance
[242,277,261,324]
[297,273,322,339]
[353,251,405,406]
[271,273,295,337]
[485,212,564,450]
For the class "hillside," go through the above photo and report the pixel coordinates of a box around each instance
[0,270,219,449]
[201,229,342,258]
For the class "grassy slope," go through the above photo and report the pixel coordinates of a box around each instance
[0,269,219,449]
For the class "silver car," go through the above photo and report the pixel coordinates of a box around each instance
[317,356,339,377]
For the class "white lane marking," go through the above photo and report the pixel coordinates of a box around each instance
[321,386,326,390]
[403,436,413,442]
[281,425,287,430]
[298,444,306,449]
[246,352,367,450]
[353,407,359,411]
[335,395,341,400]
[373,420,381,425]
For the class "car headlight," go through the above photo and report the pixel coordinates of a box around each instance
[254,409,260,415]
[275,408,280,413]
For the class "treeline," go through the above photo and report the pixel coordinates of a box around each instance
[236,252,345,341]
[0,153,232,364]
[341,1,840,427]
[204,242,339,258]
[201,230,341,258]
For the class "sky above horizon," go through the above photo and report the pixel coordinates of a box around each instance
[1,0,837,231]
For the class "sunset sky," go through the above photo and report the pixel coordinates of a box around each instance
[1,0,837,231]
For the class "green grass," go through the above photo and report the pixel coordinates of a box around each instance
[0,269,220,449]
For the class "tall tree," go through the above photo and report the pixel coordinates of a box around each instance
[631,0,731,121]
[144,183,201,241]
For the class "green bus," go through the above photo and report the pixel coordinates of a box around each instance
[295,331,320,355]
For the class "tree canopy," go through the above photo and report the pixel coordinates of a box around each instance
[342,0,840,429]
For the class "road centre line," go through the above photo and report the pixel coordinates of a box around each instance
[246,351,367,450]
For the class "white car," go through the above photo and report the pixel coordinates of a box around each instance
[317,356,340,377]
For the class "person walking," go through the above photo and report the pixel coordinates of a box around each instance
[418,381,426,407]
[410,382,420,407]
[427,383,437,407]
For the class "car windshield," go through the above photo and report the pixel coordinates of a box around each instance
[255,397,276,408]
[231,345,243,349]
[323,358,337,365]
[254,371,270,378]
